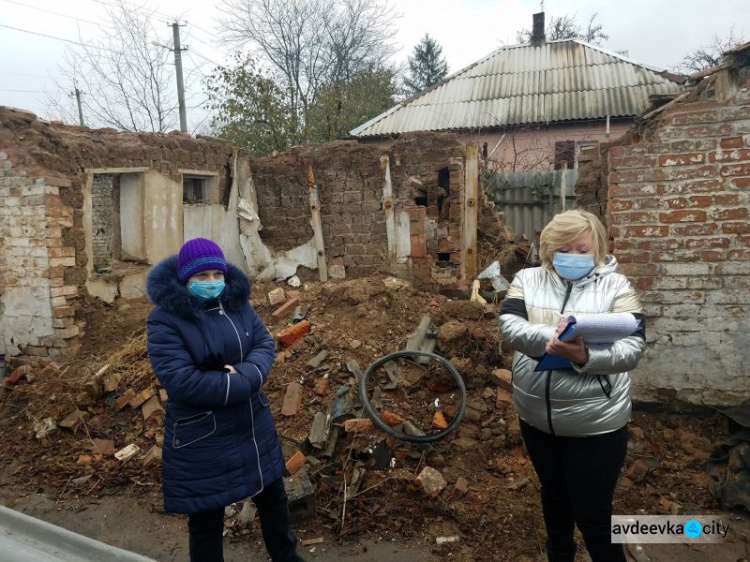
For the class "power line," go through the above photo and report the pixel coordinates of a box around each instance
[1,0,112,28]
[0,23,118,55]
[0,69,50,78]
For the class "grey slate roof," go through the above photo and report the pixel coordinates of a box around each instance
[351,40,682,137]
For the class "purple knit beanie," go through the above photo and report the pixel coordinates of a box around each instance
[177,238,227,282]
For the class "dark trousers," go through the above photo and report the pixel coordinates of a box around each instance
[520,419,628,562]
[187,478,303,562]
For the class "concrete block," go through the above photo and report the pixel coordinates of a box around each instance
[284,472,316,523]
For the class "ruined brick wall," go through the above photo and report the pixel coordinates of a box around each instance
[605,72,750,405]
[0,107,234,361]
[0,154,78,360]
[250,141,387,278]
[249,134,468,287]
[389,133,467,290]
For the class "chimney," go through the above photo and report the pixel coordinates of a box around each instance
[531,12,545,46]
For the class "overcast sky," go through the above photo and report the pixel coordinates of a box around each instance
[0,0,746,130]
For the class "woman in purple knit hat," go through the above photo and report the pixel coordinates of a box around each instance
[146,238,305,562]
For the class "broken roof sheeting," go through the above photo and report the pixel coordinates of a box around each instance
[351,40,682,137]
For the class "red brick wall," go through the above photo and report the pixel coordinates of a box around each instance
[606,80,750,405]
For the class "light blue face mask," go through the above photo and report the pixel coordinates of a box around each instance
[188,279,225,299]
[552,253,595,280]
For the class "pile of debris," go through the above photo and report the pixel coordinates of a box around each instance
[0,274,732,560]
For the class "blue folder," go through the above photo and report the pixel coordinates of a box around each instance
[534,321,577,372]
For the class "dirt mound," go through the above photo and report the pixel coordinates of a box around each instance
[0,273,731,561]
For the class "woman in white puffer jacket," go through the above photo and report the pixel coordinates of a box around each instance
[499,209,645,562]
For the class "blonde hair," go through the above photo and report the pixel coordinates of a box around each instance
[539,209,608,268]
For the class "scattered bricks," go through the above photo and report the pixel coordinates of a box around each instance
[129,388,155,409]
[142,395,165,421]
[627,459,649,483]
[281,382,303,416]
[92,438,115,456]
[59,410,89,430]
[114,443,141,462]
[272,297,299,320]
[285,471,316,523]
[142,446,163,468]
[276,320,310,348]
[453,476,469,497]
[489,369,513,391]
[76,455,92,466]
[313,376,329,396]
[2,365,30,389]
[268,287,286,306]
[285,451,306,475]
[382,410,404,427]
[102,373,122,393]
[159,388,168,403]
[116,388,136,410]
[432,411,448,430]
[416,466,447,498]
[343,418,375,433]
[496,388,512,409]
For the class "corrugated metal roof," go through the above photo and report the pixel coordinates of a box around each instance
[350,40,683,137]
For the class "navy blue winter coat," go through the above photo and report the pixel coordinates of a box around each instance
[146,255,284,514]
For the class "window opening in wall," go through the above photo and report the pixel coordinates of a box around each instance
[91,174,120,271]
[437,253,450,262]
[554,140,575,170]
[437,167,450,219]
[414,195,428,206]
[183,176,208,204]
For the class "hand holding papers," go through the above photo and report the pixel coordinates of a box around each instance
[534,313,639,372]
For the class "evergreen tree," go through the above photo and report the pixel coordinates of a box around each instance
[403,34,449,95]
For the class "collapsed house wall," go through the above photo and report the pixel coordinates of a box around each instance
[578,47,750,406]
[0,108,479,361]
[0,108,235,359]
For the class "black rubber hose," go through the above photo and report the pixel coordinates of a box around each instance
[358,350,467,444]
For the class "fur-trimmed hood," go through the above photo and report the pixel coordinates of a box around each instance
[147,255,251,319]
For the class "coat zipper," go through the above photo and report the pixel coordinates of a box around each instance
[218,300,264,492]
[545,281,575,436]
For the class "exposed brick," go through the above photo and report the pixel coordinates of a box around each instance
[657,179,724,195]
[671,223,718,236]
[720,163,750,177]
[722,222,750,234]
[659,153,704,167]
[730,177,750,189]
[276,320,310,348]
[271,297,300,319]
[285,451,306,475]
[281,382,303,416]
[624,225,669,238]
[670,110,719,126]
[713,193,741,206]
[709,149,750,163]
[720,137,745,149]
[659,210,707,223]
[714,208,749,221]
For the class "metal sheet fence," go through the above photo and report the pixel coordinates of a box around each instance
[484,169,579,241]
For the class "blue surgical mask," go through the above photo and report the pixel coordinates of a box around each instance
[188,279,225,299]
[552,253,595,280]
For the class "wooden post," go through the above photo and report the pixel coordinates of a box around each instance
[380,154,396,265]
[304,159,329,282]
[463,142,479,282]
